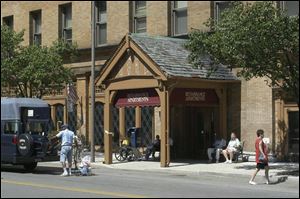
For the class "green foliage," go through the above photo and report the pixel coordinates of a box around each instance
[186,1,299,105]
[1,25,78,98]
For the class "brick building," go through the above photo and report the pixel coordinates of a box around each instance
[1,1,299,165]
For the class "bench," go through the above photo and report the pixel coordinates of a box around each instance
[212,141,245,163]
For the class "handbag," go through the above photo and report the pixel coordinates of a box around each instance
[258,153,265,162]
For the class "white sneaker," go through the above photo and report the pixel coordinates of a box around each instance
[265,181,270,185]
[229,160,232,164]
[224,160,229,163]
[60,172,68,177]
[249,181,257,185]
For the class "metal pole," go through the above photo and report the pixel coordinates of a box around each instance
[91,1,95,162]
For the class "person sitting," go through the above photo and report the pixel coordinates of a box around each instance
[222,132,241,164]
[207,134,226,163]
[145,135,160,160]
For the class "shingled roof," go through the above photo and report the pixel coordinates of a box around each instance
[129,34,238,81]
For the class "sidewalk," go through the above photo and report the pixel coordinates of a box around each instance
[40,152,299,179]
[93,153,298,179]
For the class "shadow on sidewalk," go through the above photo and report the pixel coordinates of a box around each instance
[234,164,299,176]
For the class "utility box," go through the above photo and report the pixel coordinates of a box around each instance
[127,127,141,148]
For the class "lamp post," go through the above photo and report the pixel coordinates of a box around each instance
[90,1,95,162]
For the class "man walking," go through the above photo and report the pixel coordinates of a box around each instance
[56,124,75,176]
[249,129,270,185]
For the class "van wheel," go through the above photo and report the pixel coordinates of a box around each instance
[23,162,37,171]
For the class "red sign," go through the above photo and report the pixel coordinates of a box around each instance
[170,88,219,105]
[114,89,160,108]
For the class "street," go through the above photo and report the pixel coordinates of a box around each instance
[1,165,299,198]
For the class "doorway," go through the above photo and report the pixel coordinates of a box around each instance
[170,106,219,160]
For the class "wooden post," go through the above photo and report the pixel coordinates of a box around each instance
[50,105,56,130]
[104,90,113,164]
[159,89,168,167]
[119,107,126,140]
[64,102,68,125]
[135,106,141,128]
[222,88,227,139]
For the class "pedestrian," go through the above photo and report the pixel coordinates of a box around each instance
[249,129,270,185]
[56,124,75,177]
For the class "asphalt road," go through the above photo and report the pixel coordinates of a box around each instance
[1,165,299,198]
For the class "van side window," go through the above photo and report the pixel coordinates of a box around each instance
[4,122,19,134]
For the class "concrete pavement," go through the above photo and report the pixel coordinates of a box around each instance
[1,163,299,198]
[39,152,299,180]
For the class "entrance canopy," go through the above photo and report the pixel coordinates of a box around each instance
[114,88,160,108]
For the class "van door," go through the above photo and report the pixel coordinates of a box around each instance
[1,121,19,163]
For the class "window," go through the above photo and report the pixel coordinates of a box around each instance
[4,122,19,134]
[132,1,147,33]
[25,121,48,135]
[214,1,232,23]
[2,15,14,29]
[95,1,107,45]
[30,10,42,45]
[171,1,188,36]
[59,3,72,43]
[280,1,299,17]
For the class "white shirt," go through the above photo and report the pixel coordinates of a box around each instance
[227,138,240,149]
[56,129,75,146]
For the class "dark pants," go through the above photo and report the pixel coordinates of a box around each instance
[145,145,159,160]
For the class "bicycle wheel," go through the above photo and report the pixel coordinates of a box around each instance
[115,147,126,161]
[127,148,137,161]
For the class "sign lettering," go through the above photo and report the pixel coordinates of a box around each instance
[185,92,206,101]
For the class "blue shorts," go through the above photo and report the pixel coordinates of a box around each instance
[60,146,73,163]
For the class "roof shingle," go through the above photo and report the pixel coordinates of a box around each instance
[130,34,238,81]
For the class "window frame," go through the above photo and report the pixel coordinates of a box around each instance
[132,1,147,34]
[171,1,188,37]
[30,10,42,46]
[95,1,107,46]
[2,15,14,29]
[214,1,231,24]
[59,3,72,43]
[279,1,299,17]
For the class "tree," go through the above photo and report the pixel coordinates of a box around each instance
[1,25,78,98]
[185,1,299,107]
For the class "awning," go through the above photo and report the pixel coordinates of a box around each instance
[170,88,219,105]
[114,89,160,108]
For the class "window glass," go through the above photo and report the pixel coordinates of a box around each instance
[174,9,187,35]
[175,1,187,9]
[34,14,41,34]
[98,23,107,44]
[26,121,48,135]
[4,122,19,134]
[136,17,146,33]
[285,1,299,16]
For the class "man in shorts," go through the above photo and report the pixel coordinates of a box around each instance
[249,129,270,185]
[56,124,75,177]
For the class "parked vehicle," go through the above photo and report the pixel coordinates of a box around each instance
[1,97,59,171]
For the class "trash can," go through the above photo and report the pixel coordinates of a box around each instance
[127,127,140,148]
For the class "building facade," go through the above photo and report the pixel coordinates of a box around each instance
[1,1,299,164]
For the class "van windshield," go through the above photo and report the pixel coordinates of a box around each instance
[25,121,48,135]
